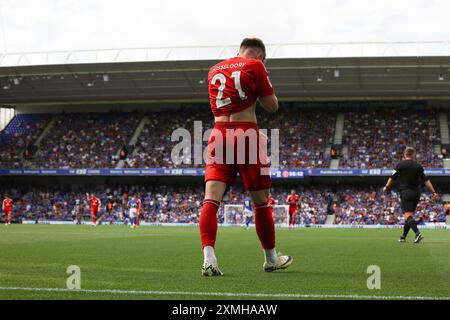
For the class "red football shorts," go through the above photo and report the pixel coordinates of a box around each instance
[205,122,271,191]
[4,209,11,215]
[289,208,297,216]
[91,208,98,216]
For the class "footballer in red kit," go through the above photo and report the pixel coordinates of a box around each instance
[199,38,293,276]
[2,195,13,225]
[287,190,299,229]
[86,193,101,226]
[268,197,276,208]
[136,196,142,227]
[268,196,277,222]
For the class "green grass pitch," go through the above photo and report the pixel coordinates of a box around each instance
[0,225,449,300]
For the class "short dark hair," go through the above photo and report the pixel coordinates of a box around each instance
[240,38,266,61]
[404,147,415,158]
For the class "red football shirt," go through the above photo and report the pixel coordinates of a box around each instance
[89,197,101,210]
[287,194,299,210]
[268,197,276,207]
[3,199,13,211]
[208,57,274,117]
[136,199,141,212]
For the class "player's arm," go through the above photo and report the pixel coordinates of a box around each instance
[421,167,439,201]
[259,95,278,113]
[2,200,4,211]
[383,178,395,193]
[384,163,400,192]
[424,180,439,201]
[255,60,278,113]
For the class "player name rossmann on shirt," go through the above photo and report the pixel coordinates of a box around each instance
[210,62,247,73]
[171,304,278,317]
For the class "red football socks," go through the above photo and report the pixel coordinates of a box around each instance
[254,201,276,250]
[199,199,221,248]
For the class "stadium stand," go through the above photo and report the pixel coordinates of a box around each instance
[29,112,140,169]
[0,114,50,168]
[124,106,335,169]
[257,107,336,168]
[340,108,443,169]
[1,185,445,225]
[124,109,212,168]
[0,106,446,170]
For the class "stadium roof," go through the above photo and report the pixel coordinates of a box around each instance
[1,43,450,105]
[3,41,450,67]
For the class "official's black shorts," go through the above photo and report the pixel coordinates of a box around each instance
[400,189,420,213]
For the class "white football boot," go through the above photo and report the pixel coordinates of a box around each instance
[263,253,293,272]
[202,262,224,276]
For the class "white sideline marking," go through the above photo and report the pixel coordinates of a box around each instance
[0,286,448,300]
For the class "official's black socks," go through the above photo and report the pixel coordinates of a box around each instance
[407,218,420,235]
[402,223,410,238]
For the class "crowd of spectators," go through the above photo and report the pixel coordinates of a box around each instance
[30,112,140,168]
[124,108,212,168]
[1,184,446,225]
[125,106,336,169]
[1,185,204,224]
[341,108,443,169]
[0,114,49,168]
[0,107,448,170]
[258,107,336,168]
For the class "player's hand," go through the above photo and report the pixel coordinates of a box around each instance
[382,186,389,193]
[431,192,440,202]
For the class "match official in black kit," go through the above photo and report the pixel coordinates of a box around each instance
[383,147,439,243]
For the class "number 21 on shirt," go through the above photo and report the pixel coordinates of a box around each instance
[211,71,247,108]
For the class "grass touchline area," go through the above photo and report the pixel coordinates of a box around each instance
[0,225,449,300]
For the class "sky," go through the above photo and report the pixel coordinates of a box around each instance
[1,0,450,53]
